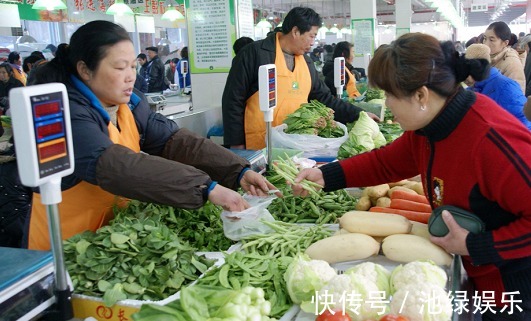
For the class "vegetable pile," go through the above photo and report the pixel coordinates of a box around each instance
[337,112,387,159]
[132,284,277,321]
[64,211,216,306]
[284,100,344,138]
[271,156,323,197]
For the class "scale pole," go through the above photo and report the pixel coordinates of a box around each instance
[46,204,68,291]
[266,121,273,169]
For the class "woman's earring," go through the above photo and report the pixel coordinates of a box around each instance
[420,105,426,111]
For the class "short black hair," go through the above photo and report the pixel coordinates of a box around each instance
[23,54,43,73]
[281,7,322,35]
[181,47,188,59]
[137,53,147,60]
[333,41,353,60]
[7,51,20,64]
[233,37,253,55]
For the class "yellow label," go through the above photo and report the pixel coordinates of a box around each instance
[72,297,139,321]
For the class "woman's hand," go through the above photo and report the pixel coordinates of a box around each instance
[240,170,282,197]
[208,184,250,212]
[430,210,470,256]
[291,168,324,197]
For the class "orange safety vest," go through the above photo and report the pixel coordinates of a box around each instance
[345,68,361,98]
[244,33,312,150]
[28,104,141,250]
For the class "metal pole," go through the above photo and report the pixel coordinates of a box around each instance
[266,121,272,167]
[45,204,68,291]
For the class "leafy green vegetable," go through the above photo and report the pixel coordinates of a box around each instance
[364,88,385,101]
[338,111,387,159]
[284,100,344,138]
[64,211,216,306]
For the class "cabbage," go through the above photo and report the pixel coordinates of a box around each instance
[344,262,391,297]
[390,260,448,295]
[301,273,387,321]
[338,111,387,159]
[283,254,337,304]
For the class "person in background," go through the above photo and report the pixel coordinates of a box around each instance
[0,63,24,114]
[484,21,525,92]
[29,20,280,251]
[309,48,321,63]
[292,32,531,321]
[465,44,531,130]
[222,7,379,150]
[322,44,333,62]
[176,47,191,90]
[322,41,361,98]
[7,52,26,86]
[465,36,478,48]
[233,37,254,56]
[164,58,178,89]
[145,46,165,93]
[45,44,57,57]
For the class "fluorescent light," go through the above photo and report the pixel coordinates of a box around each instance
[106,0,133,16]
[161,6,184,21]
[32,0,66,11]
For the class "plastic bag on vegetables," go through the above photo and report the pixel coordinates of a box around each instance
[271,122,348,158]
[221,194,276,241]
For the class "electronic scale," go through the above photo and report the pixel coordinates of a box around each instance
[145,94,167,112]
[180,60,190,94]
[258,64,277,168]
[7,83,75,321]
[334,57,345,99]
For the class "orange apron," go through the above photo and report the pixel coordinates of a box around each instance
[28,104,141,250]
[244,33,312,150]
[345,68,361,98]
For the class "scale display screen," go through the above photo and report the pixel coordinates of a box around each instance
[340,60,345,85]
[267,68,276,108]
[182,60,188,74]
[30,91,71,179]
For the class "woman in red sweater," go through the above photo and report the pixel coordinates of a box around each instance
[293,33,531,320]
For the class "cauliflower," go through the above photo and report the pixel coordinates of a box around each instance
[390,283,453,321]
[284,254,337,304]
[301,273,387,321]
[390,260,447,294]
[344,262,391,297]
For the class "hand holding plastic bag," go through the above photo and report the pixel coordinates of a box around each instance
[221,194,277,241]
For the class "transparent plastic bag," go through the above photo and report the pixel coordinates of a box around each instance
[221,194,277,241]
[271,122,348,158]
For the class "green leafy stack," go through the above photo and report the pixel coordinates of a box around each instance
[284,100,344,138]
[64,212,216,306]
[337,111,387,159]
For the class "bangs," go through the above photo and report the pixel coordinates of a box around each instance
[368,45,403,97]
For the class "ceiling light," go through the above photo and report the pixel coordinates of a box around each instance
[161,6,184,21]
[106,0,134,16]
[32,0,66,11]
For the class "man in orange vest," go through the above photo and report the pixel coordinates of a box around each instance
[222,7,379,150]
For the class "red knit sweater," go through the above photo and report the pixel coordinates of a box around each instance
[321,90,531,306]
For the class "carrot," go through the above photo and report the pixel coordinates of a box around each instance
[390,190,430,205]
[369,206,431,224]
[390,199,432,213]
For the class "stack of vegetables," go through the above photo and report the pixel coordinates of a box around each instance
[283,100,345,138]
[337,111,387,159]
[290,255,453,321]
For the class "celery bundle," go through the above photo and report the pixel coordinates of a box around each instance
[283,100,344,138]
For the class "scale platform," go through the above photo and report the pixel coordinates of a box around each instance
[229,149,267,174]
[0,247,56,321]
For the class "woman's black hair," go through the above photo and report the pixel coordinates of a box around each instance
[281,7,322,35]
[32,21,131,85]
[23,54,43,73]
[332,41,353,61]
[0,62,13,77]
[486,21,512,42]
[181,47,188,59]
[7,52,20,64]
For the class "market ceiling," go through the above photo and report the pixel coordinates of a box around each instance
[258,0,527,27]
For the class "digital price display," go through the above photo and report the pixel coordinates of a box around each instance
[30,91,71,178]
[181,60,188,74]
[340,60,345,85]
[268,68,276,108]
[33,100,62,120]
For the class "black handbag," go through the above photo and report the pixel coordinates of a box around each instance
[428,205,485,237]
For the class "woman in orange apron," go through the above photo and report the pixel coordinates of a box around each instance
[323,41,361,99]
[27,21,278,250]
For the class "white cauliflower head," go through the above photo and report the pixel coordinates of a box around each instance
[284,254,337,304]
[390,260,447,294]
[301,273,388,321]
[390,283,453,321]
[344,262,391,297]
